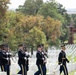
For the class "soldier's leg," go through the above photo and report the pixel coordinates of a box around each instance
[63,65,68,75]
[26,65,29,71]
[1,65,4,71]
[22,64,24,75]
[0,65,1,71]
[4,65,7,72]
[60,65,64,74]
[17,64,22,74]
[39,65,43,75]
[64,66,68,75]
[42,64,46,75]
[34,65,41,75]
[7,65,10,75]
[44,65,47,75]
[24,65,27,75]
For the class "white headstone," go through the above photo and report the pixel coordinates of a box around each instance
[74,72,76,75]
[0,72,6,75]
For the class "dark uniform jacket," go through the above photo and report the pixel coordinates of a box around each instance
[1,50,11,65]
[18,50,29,65]
[0,50,2,65]
[36,50,46,65]
[58,50,69,65]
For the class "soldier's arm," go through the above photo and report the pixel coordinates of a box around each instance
[66,58,69,63]
[0,52,3,59]
[58,53,62,65]
[2,53,8,60]
[25,52,30,58]
[44,52,48,58]
[2,54,8,60]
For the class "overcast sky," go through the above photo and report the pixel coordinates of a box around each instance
[9,0,76,10]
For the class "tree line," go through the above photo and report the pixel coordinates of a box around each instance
[1,0,75,53]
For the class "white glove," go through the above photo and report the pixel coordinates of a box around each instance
[24,57,27,60]
[6,58,9,60]
[9,53,12,55]
[60,64,62,66]
[25,52,29,56]
[44,60,47,63]
[6,53,9,55]
[42,52,44,55]
[42,58,44,60]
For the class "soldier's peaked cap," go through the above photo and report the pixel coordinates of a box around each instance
[61,44,65,47]
[37,44,42,48]
[41,44,44,47]
[18,44,23,47]
[2,44,9,48]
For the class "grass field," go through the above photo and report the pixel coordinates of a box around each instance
[61,70,76,75]
[69,70,76,75]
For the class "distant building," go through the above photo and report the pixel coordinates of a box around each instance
[67,9,76,14]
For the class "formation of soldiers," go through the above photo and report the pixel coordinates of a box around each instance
[0,44,11,75]
[0,43,69,75]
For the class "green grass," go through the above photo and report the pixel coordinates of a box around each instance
[60,70,76,75]
[69,70,76,75]
[67,55,76,63]
[71,56,76,62]
[74,56,76,62]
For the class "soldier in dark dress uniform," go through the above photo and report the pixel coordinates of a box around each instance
[0,45,2,71]
[17,44,30,75]
[0,44,4,71]
[1,44,11,75]
[58,45,69,75]
[34,45,47,75]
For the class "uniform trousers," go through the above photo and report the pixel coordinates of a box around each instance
[2,64,10,75]
[60,65,68,75]
[18,63,28,75]
[34,64,46,75]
